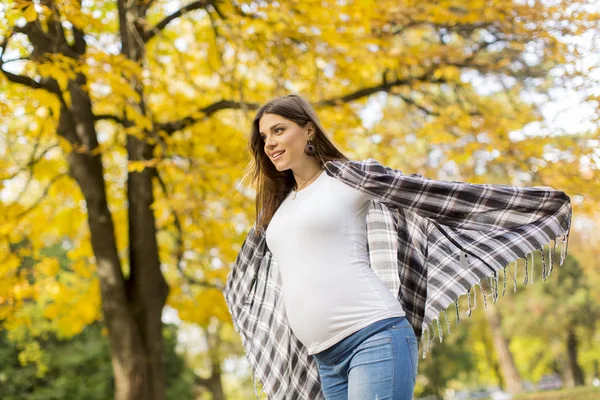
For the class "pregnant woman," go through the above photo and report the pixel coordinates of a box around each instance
[224,94,572,400]
[260,102,416,399]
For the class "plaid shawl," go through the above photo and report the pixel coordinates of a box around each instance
[224,158,572,399]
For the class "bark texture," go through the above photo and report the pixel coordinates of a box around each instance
[485,305,524,395]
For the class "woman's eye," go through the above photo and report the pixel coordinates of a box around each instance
[260,128,283,142]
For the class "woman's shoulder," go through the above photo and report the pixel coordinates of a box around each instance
[325,157,380,168]
[325,157,399,176]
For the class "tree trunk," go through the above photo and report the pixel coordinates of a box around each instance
[485,305,524,394]
[115,1,170,399]
[195,374,226,400]
[63,98,158,399]
[565,326,585,386]
[195,324,226,400]
[481,322,505,390]
[13,5,170,397]
[207,325,226,400]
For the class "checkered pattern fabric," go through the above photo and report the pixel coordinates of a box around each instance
[224,158,572,399]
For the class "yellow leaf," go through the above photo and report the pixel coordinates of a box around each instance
[58,137,73,154]
[72,260,94,279]
[43,304,58,319]
[38,258,61,278]
[128,160,147,172]
[23,5,37,22]
[13,0,32,11]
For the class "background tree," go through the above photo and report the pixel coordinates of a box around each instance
[415,318,476,398]
[0,322,195,400]
[503,255,600,387]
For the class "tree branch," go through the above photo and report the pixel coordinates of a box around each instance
[194,374,213,387]
[0,30,47,90]
[396,94,440,116]
[15,173,69,220]
[0,30,13,60]
[144,1,214,43]
[314,71,446,107]
[93,113,127,125]
[156,100,260,135]
[0,25,61,95]
[155,168,224,291]
[1,56,31,64]
[210,3,227,20]
[156,71,449,135]
[15,19,79,59]
[139,0,157,15]
[71,17,87,56]
[2,141,58,182]
[0,68,51,91]
[5,134,47,202]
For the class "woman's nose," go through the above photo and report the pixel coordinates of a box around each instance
[265,137,277,148]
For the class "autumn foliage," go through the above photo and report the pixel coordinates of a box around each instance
[0,1,599,399]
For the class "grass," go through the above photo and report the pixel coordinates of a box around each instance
[513,386,600,400]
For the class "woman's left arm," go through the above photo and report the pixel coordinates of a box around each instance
[326,158,571,233]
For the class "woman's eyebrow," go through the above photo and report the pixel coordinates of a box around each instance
[259,123,284,135]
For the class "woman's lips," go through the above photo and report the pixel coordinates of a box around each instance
[272,150,285,160]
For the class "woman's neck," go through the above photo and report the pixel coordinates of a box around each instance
[292,163,323,190]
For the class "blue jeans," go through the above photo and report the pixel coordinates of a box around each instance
[312,316,418,400]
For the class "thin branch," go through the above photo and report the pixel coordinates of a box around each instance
[93,113,127,125]
[156,100,260,134]
[156,71,449,135]
[3,144,59,202]
[206,3,226,79]
[0,30,14,60]
[397,94,440,116]
[230,2,266,20]
[155,168,224,291]
[15,19,79,59]
[0,29,61,95]
[144,1,214,43]
[389,20,433,36]
[0,69,48,90]
[47,1,68,55]
[454,85,483,117]
[2,132,57,181]
[14,144,58,203]
[15,172,69,220]
[1,57,31,64]
[71,0,87,56]
[391,20,493,38]
[210,3,227,20]
[313,72,446,107]
[140,0,157,15]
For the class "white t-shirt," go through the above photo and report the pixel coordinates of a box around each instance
[265,170,405,355]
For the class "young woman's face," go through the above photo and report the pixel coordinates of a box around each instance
[258,113,313,172]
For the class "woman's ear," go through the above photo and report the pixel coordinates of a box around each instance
[307,121,315,137]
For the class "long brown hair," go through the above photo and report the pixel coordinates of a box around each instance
[245,94,349,232]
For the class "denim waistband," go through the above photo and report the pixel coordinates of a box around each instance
[313,316,407,365]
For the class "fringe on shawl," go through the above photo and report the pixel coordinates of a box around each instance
[251,372,267,400]
[420,232,570,360]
